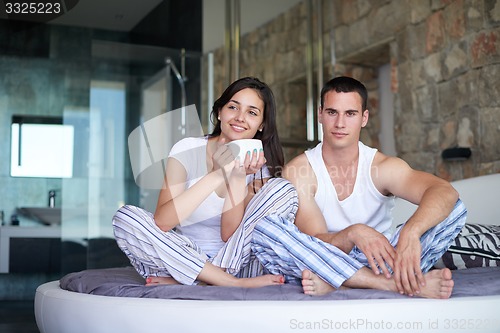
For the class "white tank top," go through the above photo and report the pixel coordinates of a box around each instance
[168,136,270,257]
[305,141,394,237]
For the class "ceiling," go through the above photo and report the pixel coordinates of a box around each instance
[0,0,163,31]
[0,0,302,52]
[50,0,163,31]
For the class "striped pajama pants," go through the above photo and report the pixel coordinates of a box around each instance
[252,199,467,288]
[112,177,298,285]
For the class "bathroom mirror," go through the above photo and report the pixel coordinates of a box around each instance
[10,115,74,178]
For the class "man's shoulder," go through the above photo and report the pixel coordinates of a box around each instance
[284,153,310,172]
[289,152,309,164]
[283,153,316,185]
[372,151,406,170]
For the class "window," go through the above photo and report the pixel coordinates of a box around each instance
[10,116,74,178]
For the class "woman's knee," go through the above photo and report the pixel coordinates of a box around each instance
[261,178,298,217]
[265,177,297,196]
[113,205,154,226]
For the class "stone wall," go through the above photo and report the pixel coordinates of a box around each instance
[204,0,500,181]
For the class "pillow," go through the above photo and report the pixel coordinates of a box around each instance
[439,224,500,270]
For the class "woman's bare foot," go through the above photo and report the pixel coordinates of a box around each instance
[196,262,284,288]
[234,274,284,288]
[301,269,341,296]
[417,268,454,299]
[145,276,179,286]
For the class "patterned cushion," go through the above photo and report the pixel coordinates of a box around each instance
[440,224,500,270]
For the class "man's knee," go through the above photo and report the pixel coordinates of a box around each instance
[450,198,468,227]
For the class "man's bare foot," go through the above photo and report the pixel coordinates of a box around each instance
[301,269,341,296]
[145,276,179,286]
[417,268,454,299]
[234,274,284,288]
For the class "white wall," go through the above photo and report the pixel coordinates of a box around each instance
[378,63,397,156]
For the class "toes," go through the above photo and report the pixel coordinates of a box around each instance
[302,285,315,294]
[302,269,312,280]
[301,278,314,288]
[273,275,285,284]
[442,268,452,280]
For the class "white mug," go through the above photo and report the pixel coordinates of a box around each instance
[225,139,263,161]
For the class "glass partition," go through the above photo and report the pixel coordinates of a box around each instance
[57,41,202,273]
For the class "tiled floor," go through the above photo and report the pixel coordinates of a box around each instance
[0,301,39,333]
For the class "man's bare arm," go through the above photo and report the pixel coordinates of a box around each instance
[373,154,458,238]
[372,153,459,294]
[282,155,355,253]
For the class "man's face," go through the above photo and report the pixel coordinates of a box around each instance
[318,91,368,148]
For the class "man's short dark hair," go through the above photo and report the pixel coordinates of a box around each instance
[320,76,368,111]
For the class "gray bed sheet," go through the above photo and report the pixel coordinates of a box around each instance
[60,266,500,301]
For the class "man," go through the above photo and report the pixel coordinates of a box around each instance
[252,76,467,299]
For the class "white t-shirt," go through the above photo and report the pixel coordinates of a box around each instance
[168,136,270,257]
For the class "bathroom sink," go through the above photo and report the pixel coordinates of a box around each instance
[17,207,61,225]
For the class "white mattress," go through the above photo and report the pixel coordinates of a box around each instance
[35,280,500,333]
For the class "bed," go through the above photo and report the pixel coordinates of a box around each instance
[35,174,500,333]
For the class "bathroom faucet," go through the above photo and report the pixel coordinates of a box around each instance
[48,190,56,208]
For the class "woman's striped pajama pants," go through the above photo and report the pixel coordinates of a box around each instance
[112,177,298,285]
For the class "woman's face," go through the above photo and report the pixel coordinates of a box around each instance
[218,88,265,141]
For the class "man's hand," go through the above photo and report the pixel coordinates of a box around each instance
[348,224,396,278]
[392,233,425,296]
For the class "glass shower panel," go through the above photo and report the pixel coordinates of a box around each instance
[88,81,126,239]
[138,68,171,213]
[57,40,202,273]
[60,107,90,274]
[60,81,127,272]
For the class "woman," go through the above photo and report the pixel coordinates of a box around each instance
[113,77,298,288]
